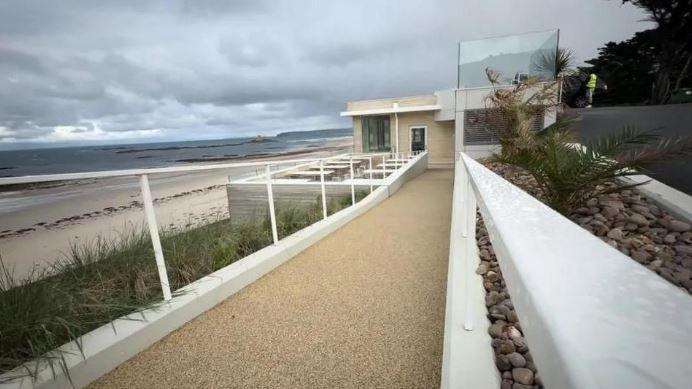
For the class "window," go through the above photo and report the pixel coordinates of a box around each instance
[362,116,391,152]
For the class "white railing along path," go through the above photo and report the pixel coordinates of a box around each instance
[0,151,414,302]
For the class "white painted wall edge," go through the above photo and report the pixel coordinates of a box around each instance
[384,152,428,195]
[461,153,692,389]
[441,160,500,389]
[0,185,392,389]
[462,145,501,160]
[619,174,692,223]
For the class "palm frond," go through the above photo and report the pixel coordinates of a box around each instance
[583,125,660,157]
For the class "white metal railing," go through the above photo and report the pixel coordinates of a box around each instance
[444,152,692,389]
[0,151,422,302]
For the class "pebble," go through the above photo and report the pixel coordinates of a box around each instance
[498,340,516,355]
[507,326,522,340]
[602,207,619,218]
[476,263,489,275]
[631,204,650,214]
[507,352,527,368]
[512,368,534,385]
[486,291,503,307]
[669,220,691,232]
[632,250,652,264]
[496,354,511,371]
[486,271,501,282]
[607,228,624,241]
[628,213,650,227]
[674,245,692,256]
[512,384,533,389]
[489,321,506,338]
[664,234,677,244]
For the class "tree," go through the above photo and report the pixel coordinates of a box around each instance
[580,30,658,105]
[622,0,692,103]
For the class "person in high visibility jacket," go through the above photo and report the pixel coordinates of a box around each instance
[586,73,597,107]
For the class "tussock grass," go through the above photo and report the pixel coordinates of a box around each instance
[0,191,368,381]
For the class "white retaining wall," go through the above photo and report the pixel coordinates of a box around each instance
[441,156,501,389]
[459,153,692,389]
[620,174,692,223]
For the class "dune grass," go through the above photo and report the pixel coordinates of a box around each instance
[0,191,368,381]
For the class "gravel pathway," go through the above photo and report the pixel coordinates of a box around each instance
[90,169,453,389]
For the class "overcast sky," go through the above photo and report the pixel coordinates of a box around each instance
[0,0,653,148]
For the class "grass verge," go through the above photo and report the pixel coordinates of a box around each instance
[0,191,368,382]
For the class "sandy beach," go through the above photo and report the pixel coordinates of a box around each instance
[0,139,352,278]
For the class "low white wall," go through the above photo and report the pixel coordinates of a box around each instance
[461,153,692,389]
[385,152,428,195]
[462,145,501,160]
[2,158,433,388]
[441,159,501,389]
[620,174,692,223]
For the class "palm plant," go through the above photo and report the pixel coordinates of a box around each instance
[483,67,559,156]
[484,67,692,214]
[531,47,576,78]
[496,120,692,214]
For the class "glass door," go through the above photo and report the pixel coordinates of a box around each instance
[410,126,426,152]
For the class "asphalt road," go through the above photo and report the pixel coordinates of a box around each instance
[570,103,692,195]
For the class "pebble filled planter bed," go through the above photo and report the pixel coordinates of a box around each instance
[475,214,543,389]
[473,160,692,389]
[483,161,692,295]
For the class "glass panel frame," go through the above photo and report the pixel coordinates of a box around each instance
[458,29,560,89]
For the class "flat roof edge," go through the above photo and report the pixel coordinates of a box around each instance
[340,104,442,117]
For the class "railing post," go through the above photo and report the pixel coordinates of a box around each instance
[460,165,469,238]
[368,156,373,193]
[265,165,279,244]
[382,154,386,178]
[463,166,477,331]
[139,174,172,301]
[320,160,328,219]
[349,156,355,206]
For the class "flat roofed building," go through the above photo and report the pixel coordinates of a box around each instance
[341,87,556,168]
[341,29,560,167]
[341,94,454,168]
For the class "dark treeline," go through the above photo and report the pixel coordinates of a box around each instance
[580,0,692,105]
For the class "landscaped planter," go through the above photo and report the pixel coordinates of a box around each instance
[475,214,543,389]
[473,160,692,389]
[483,161,692,295]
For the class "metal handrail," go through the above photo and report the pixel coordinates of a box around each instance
[1,151,422,303]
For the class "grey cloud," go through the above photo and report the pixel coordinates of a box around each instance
[0,0,652,148]
[181,0,266,18]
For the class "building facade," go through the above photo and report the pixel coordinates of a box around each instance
[341,87,556,168]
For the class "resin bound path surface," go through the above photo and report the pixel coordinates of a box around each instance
[91,169,453,388]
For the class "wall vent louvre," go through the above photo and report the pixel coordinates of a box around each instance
[463,108,544,145]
